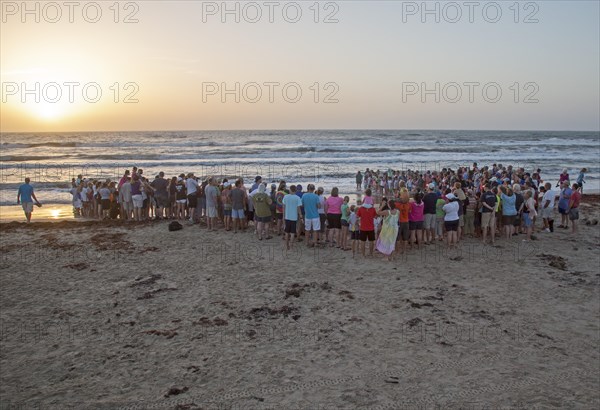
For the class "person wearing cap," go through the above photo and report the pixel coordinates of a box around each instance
[442,193,460,247]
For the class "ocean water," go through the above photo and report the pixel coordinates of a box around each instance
[1,130,599,218]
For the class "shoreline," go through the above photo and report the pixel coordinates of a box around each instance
[2,193,599,224]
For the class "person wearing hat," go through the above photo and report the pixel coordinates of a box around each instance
[443,193,460,247]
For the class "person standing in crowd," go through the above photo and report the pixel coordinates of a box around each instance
[442,193,460,248]
[275,181,287,236]
[301,184,321,248]
[282,185,303,250]
[230,179,247,233]
[540,182,557,233]
[317,187,327,244]
[356,189,377,257]
[520,190,537,241]
[253,184,273,240]
[408,191,425,249]
[220,181,232,231]
[480,184,497,245]
[422,183,438,245]
[375,198,399,261]
[205,177,219,231]
[557,181,572,229]
[185,173,198,223]
[557,168,570,187]
[567,183,581,234]
[325,187,344,247]
[151,171,169,220]
[500,186,517,239]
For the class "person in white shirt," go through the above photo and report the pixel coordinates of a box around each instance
[185,173,198,222]
[442,193,460,248]
[118,177,133,220]
[540,182,557,232]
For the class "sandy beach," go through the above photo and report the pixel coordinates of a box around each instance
[0,195,598,409]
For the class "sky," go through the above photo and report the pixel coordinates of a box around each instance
[1,0,599,132]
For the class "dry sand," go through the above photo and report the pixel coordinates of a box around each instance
[1,196,599,409]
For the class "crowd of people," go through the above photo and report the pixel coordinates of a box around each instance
[34,163,587,260]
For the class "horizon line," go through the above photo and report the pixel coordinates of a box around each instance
[2,128,600,134]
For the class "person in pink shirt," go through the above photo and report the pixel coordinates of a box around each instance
[567,183,581,234]
[118,169,130,189]
[409,191,425,248]
[325,187,344,247]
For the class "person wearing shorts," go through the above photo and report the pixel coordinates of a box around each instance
[229,180,247,233]
[301,184,321,247]
[356,197,377,257]
[17,177,40,223]
[282,185,303,250]
[205,177,219,231]
[442,193,460,247]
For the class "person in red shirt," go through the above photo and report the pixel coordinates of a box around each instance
[394,188,411,254]
[356,199,377,257]
[567,183,581,234]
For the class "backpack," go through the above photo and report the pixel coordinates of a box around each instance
[168,221,183,231]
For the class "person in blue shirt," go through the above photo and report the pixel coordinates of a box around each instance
[576,168,587,193]
[500,186,517,239]
[282,185,303,250]
[17,178,40,223]
[301,184,321,247]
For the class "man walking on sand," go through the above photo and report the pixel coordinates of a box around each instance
[17,177,41,223]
